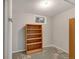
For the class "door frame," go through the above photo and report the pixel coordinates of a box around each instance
[69,18,75,59]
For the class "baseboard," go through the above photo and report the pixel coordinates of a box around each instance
[12,49,25,53]
[43,44,52,48]
[51,44,69,54]
[43,44,69,54]
[43,45,53,48]
[12,45,69,54]
[12,45,52,53]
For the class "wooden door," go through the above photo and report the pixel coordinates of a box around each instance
[69,18,75,59]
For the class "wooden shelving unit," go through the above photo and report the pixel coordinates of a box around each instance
[24,24,42,54]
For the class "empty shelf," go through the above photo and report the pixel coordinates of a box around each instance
[27,42,42,45]
[27,37,42,40]
[27,29,42,31]
[27,33,42,35]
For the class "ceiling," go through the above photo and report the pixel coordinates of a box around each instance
[13,0,75,17]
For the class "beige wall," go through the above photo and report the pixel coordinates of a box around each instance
[51,7,75,53]
[12,13,52,52]
[12,7,75,53]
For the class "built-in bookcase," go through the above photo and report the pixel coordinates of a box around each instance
[24,24,42,54]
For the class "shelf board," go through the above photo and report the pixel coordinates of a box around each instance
[27,48,42,54]
[27,29,42,31]
[27,24,42,25]
[27,37,42,40]
[27,42,42,45]
[27,33,41,35]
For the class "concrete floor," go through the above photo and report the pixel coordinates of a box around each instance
[12,47,69,59]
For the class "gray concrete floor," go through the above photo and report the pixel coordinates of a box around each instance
[12,47,69,59]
